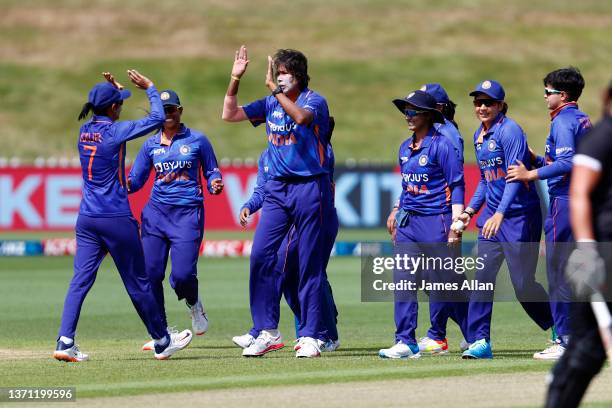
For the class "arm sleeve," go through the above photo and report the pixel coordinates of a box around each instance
[437,139,465,205]
[242,166,267,213]
[533,154,546,168]
[242,97,267,127]
[496,124,528,215]
[537,120,575,180]
[114,86,165,142]
[198,136,222,193]
[127,141,152,193]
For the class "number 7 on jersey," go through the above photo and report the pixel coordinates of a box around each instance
[83,145,97,180]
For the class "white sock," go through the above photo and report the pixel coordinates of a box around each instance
[59,336,73,345]
[262,329,279,337]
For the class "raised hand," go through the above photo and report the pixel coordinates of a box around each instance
[127,69,153,90]
[102,72,124,90]
[232,45,250,79]
[265,55,276,91]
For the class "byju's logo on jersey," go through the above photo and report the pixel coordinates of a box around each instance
[271,110,284,119]
[153,147,166,156]
[487,140,497,151]
[179,145,191,155]
[418,154,428,166]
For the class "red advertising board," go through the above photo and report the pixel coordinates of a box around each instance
[0,165,482,231]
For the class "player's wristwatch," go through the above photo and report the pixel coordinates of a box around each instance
[272,86,283,96]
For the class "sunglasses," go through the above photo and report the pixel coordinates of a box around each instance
[544,88,563,96]
[164,106,179,114]
[473,99,499,107]
[404,109,427,118]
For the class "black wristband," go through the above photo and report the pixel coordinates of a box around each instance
[463,209,475,217]
[272,86,283,96]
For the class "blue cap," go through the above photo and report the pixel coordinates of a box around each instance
[420,83,450,104]
[469,80,505,100]
[88,82,131,109]
[392,90,445,123]
[160,89,181,107]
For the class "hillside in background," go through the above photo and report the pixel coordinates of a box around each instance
[1,0,611,163]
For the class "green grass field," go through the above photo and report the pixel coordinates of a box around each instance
[1,0,611,163]
[0,255,562,395]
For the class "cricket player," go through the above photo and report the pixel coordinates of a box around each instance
[222,46,333,357]
[127,89,223,351]
[457,80,553,359]
[379,90,466,359]
[233,144,340,354]
[544,80,612,408]
[419,83,470,354]
[507,68,592,360]
[54,71,192,362]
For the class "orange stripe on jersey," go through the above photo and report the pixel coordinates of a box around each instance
[118,143,124,188]
[314,124,325,166]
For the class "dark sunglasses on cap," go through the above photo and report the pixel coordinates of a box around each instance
[164,106,179,114]
[544,88,563,96]
[473,99,499,107]
[404,109,427,118]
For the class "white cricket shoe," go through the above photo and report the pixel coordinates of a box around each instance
[189,298,208,336]
[293,337,305,351]
[232,333,256,349]
[417,337,449,355]
[142,327,183,351]
[379,341,421,359]
[533,342,566,361]
[242,330,284,357]
[154,329,193,360]
[295,337,323,358]
[53,341,89,362]
[321,339,341,352]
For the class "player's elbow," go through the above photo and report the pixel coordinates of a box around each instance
[294,113,312,126]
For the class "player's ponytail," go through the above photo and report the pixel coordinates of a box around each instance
[78,102,93,121]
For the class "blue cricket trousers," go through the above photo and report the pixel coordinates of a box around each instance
[279,208,339,341]
[394,212,469,346]
[58,214,166,340]
[249,175,332,340]
[545,196,573,338]
[141,201,204,328]
[467,207,553,343]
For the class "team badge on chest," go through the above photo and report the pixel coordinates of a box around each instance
[418,154,428,166]
[179,145,191,155]
[487,140,497,152]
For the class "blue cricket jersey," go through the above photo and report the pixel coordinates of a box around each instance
[435,119,464,163]
[129,124,222,206]
[398,127,465,215]
[242,88,330,178]
[78,86,164,217]
[243,141,336,214]
[534,103,592,198]
[468,113,540,216]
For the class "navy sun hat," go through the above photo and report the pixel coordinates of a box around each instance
[160,89,181,107]
[88,82,131,108]
[420,83,450,104]
[392,90,445,123]
[469,80,505,100]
